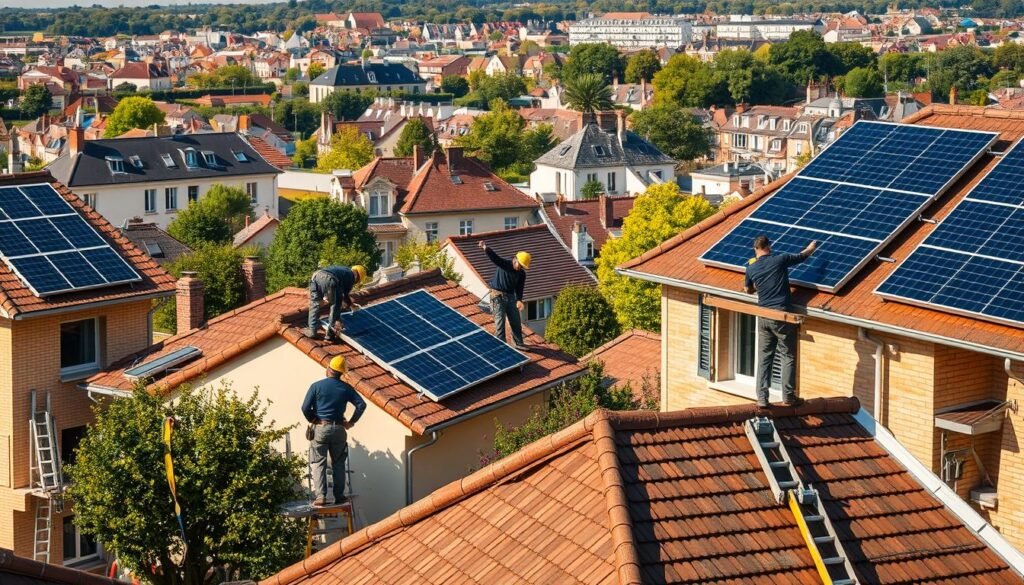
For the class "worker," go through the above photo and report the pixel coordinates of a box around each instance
[307,264,366,341]
[743,235,818,409]
[478,241,529,349]
[301,356,366,507]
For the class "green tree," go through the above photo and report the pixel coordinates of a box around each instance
[544,286,620,357]
[20,84,52,118]
[653,54,727,108]
[767,30,838,84]
[631,102,711,162]
[440,75,470,98]
[454,99,553,179]
[625,49,661,83]
[878,52,926,88]
[320,90,373,121]
[316,126,375,173]
[104,96,166,137]
[204,184,254,233]
[518,40,541,56]
[307,62,325,81]
[460,72,528,108]
[562,43,626,84]
[395,240,460,282]
[841,66,884,97]
[167,204,232,248]
[113,81,138,94]
[580,178,604,199]
[188,64,260,89]
[928,46,993,101]
[989,69,1020,91]
[154,244,247,333]
[66,385,305,585]
[596,182,715,330]
[266,198,380,291]
[993,43,1024,72]
[827,42,877,74]
[561,72,612,113]
[292,135,317,168]
[394,117,436,157]
[713,49,790,105]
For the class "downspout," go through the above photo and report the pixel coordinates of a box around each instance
[1005,359,1024,387]
[858,328,884,424]
[405,431,439,505]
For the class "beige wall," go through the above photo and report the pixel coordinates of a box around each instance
[403,209,534,244]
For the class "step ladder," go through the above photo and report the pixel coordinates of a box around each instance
[745,417,859,585]
[33,497,52,563]
[301,437,356,557]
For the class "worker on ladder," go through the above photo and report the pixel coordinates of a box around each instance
[301,356,366,507]
[478,240,530,349]
[743,235,817,409]
[307,264,366,341]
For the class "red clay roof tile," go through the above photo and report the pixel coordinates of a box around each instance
[542,196,635,256]
[583,329,660,407]
[400,149,537,215]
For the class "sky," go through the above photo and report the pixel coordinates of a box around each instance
[14,0,282,8]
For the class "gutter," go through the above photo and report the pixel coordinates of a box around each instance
[404,431,439,505]
[858,328,885,425]
[616,268,1024,363]
[80,383,133,401]
[10,290,173,321]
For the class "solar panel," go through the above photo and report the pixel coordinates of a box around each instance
[700,121,998,292]
[125,346,203,381]
[336,289,529,401]
[876,139,1024,327]
[0,183,142,296]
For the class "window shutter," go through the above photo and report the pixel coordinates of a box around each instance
[770,350,783,391]
[697,298,714,379]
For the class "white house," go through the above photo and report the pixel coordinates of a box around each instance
[569,15,693,48]
[309,61,426,104]
[716,16,821,41]
[108,62,172,90]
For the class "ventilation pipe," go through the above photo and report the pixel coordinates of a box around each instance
[859,328,884,424]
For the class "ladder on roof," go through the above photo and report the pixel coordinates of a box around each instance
[745,417,859,585]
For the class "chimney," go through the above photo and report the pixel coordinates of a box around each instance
[68,125,85,157]
[445,145,463,172]
[555,195,566,216]
[806,78,813,104]
[8,135,22,174]
[599,194,613,229]
[412,144,422,169]
[176,272,204,332]
[596,111,617,133]
[580,110,596,127]
[616,109,626,141]
[949,85,958,105]
[571,221,588,261]
[239,114,250,133]
[241,257,267,303]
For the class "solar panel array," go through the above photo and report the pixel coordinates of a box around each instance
[338,290,529,401]
[877,139,1024,327]
[0,183,141,296]
[700,121,998,292]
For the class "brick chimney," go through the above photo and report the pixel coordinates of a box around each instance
[599,194,613,229]
[555,195,566,216]
[176,272,204,332]
[949,85,959,105]
[68,125,85,158]
[445,145,463,172]
[241,257,266,303]
[239,114,250,133]
[412,144,422,170]
[596,110,617,133]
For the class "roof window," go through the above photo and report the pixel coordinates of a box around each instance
[144,241,164,258]
[161,153,176,168]
[202,150,217,167]
[483,181,496,191]
[129,155,144,168]
[593,145,607,157]
[451,175,463,185]
[558,145,572,156]
[181,148,199,169]
[232,150,248,162]
[105,155,125,174]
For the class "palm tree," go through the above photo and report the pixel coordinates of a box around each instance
[562,72,613,114]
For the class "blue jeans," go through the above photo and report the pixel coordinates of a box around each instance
[490,291,523,346]
[309,422,347,503]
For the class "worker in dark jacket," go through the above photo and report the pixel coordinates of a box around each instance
[478,241,530,348]
[301,356,366,506]
[744,235,817,408]
[308,264,366,341]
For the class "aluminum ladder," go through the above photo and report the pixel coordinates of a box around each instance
[745,416,859,585]
[33,496,52,563]
[30,391,63,493]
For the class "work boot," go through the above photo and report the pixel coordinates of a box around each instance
[304,327,320,339]
[312,497,327,507]
[783,397,806,408]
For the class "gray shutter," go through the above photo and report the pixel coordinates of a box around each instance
[697,298,713,379]
[770,350,783,391]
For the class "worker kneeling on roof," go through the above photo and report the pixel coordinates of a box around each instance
[302,355,366,507]
[478,240,530,350]
[743,235,817,409]
[307,264,366,341]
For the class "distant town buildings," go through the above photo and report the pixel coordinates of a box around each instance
[715,15,822,41]
[569,14,693,48]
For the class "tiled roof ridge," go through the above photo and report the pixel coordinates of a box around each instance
[0,547,119,585]
[901,103,1024,125]
[593,416,642,585]
[397,150,435,213]
[447,223,548,243]
[606,396,860,430]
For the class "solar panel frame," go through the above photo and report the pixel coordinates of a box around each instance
[124,346,204,381]
[699,121,999,293]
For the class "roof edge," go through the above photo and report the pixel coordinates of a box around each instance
[593,416,642,585]
[606,396,860,430]
[0,548,119,585]
[581,329,661,363]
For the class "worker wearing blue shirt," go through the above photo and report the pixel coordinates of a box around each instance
[301,356,366,506]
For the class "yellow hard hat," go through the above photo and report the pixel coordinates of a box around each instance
[515,251,531,270]
[329,355,346,373]
[351,265,366,283]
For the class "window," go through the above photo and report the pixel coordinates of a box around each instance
[232,150,248,162]
[586,240,595,260]
[769,139,782,153]
[62,516,99,565]
[451,175,463,185]
[61,426,87,468]
[527,297,552,321]
[105,156,125,174]
[733,312,758,384]
[555,171,562,195]
[129,155,143,168]
[504,216,518,230]
[82,193,97,208]
[586,172,598,183]
[782,119,792,131]
[202,150,217,166]
[144,189,157,213]
[797,123,809,134]
[483,181,496,191]
[558,145,571,156]
[650,170,663,180]
[751,136,763,150]
[182,149,199,169]
[592,145,607,157]
[459,219,473,236]
[607,172,616,193]
[160,153,176,168]
[246,182,258,203]
[165,187,178,211]
[425,222,439,243]
[382,240,395,266]
[369,190,390,217]
[60,318,98,377]
[733,133,748,148]
[796,142,804,155]
[187,185,199,203]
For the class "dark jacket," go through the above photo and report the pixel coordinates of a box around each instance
[321,266,357,298]
[744,252,809,311]
[485,247,526,302]
[301,376,366,424]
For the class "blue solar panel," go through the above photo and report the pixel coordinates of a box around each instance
[700,121,997,292]
[338,290,529,401]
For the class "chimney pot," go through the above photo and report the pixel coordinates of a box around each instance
[176,272,205,332]
[241,257,267,303]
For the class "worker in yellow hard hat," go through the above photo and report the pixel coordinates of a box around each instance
[301,355,366,507]
[477,240,529,349]
[307,264,367,341]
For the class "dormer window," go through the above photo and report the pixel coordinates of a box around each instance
[368,189,390,217]
[181,148,199,169]
[782,119,792,131]
[593,145,607,157]
[129,155,143,168]
[232,150,248,162]
[797,123,809,134]
[161,153,176,168]
[105,156,125,174]
[202,150,217,166]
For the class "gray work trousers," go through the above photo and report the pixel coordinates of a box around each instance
[489,291,524,346]
[756,318,798,404]
[308,270,342,334]
[309,422,347,503]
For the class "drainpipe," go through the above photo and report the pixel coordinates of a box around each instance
[859,328,884,424]
[404,431,439,505]
[1005,359,1024,387]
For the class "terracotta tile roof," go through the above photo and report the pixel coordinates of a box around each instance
[542,196,635,257]
[583,329,660,406]
[232,212,280,247]
[400,149,538,215]
[246,136,293,169]
[352,156,418,200]
[0,548,119,585]
[0,172,176,319]
[261,397,1024,585]
[620,105,1024,357]
[86,270,585,435]
[367,222,407,235]
[445,224,596,301]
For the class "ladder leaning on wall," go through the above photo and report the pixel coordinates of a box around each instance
[29,390,65,564]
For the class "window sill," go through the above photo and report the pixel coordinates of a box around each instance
[165,209,178,214]
[60,365,100,383]
[144,211,158,216]
[709,379,781,403]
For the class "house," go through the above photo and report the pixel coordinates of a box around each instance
[617,105,1024,550]
[415,55,470,83]
[121,218,192,265]
[530,111,676,201]
[569,15,693,48]
[483,54,525,77]
[309,62,425,104]
[0,171,175,566]
[191,94,273,108]
[582,329,661,407]
[609,79,654,110]
[232,210,279,249]
[46,131,282,229]
[716,16,822,41]
[1,548,121,584]
[443,225,597,334]
[716,105,834,174]
[347,12,386,33]
[538,194,635,266]
[262,399,1024,584]
[690,161,771,203]
[85,269,585,526]
[108,62,171,91]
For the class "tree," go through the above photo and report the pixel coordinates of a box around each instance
[395,241,460,282]
[544,286,620,357]
[653,54,728,108]
[154,244,247,333]
[562,43,626,84]
[113,81,138,94]
[203,184,254,234]
[927,46,993,101]
[320,90,373,121]
[292,135,318,168]
[993,43,1024,72]
[104,96,165,137]
[167,204,232,248]
[625,49,661,83]
[631,102,711,162]
[394,117,435,157]
[20,84,52,118]
[841,66,884,97]
[461,72,528,108]
[454,99,553,179]
[596,183,715,330]
[713,49,789,105]
[316,126,375,173]
[440,75,470,98]
[307,62,325,81]
[989,69,1020,91]
[767,30,838,84]
[580,178,604,200]
[878,52,926,89]
[187,64,260,89]
[827,42,877,74]
[561,72,612,113]
[66,385,305,585]
[266,198,380,291]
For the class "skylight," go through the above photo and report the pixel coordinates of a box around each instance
[558,145,571,156]
[451,175,463,185]
[232,150,248,162]
[129,155,144,168]
[593,145,607,157]
[144,241,164,258]
[161,153,176,168]
[483,181,496,191]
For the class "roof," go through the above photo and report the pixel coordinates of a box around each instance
[122,220,192,265]
[620,105,1024,357]
[582,329,660,405]
[232,212,280,247]
[535,123,675,170]
[400,149,538,215]
[445,225,596,301]
[310,62,422,88]
[245,136,292,170]
[110,61,168,79]
[0,172,175,319]
[192,94,272,107]
[47,133,282,187]
[261,398,1024,585]
[86,270,585,435]
[0,548,119,585]
[543,196,635,255]
[348,12,385,30]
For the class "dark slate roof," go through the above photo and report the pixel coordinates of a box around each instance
[47,132,282,187]
[122,221,193,265]
[310,62,423,87]
[534,123,675,170]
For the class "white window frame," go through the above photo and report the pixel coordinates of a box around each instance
[62,515,101,567]
[733,133,748,148]
[59,318,100,379]
[382,240,395,266]
[459,219,473,236]
[369,189,390,218]
[165,187,178,211]
[503,216,518,230]
[82,193,97,208]
[425,222,439,243]
[144,189,157,213]
[526,297,553,321]
[708,312,782,402]
[607,171,616,193]
[182,149,199,169]
[246,182,258,204]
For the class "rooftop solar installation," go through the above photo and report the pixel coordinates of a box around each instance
[337,290,530,401]
[124,346,203,381]
[700,121,998,292]
[0,183,142,296]
[876,139,1024,327]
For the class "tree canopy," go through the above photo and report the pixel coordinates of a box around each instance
[561,43,626,84]
[454,99,554,182]
[766,30,838,84]
[320,88,373,121]
[167,184,254,248]
[20,84,53,118]
[631,103,712,162]
[394,117,436,157]
[154,244,248,333]
[395,241,460,282]
[104,96,166,137]
[841,66,884,98]
[440,75,470,98]
[316,126,375,173]
[561,72,613,113]
[544,285,620,357]
[625,49,662,84]
[187,64,261,89]
[458,71,528,109]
